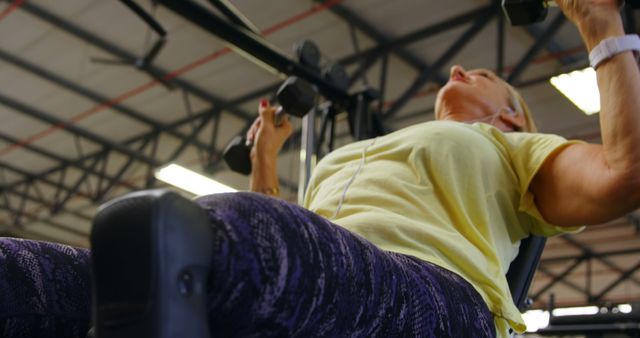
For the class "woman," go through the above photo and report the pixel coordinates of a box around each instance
[226,0,639,335]
[0,0,637,337]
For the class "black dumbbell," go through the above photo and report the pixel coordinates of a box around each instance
[294,40,321,73]
[322,63,349,91]
[503,0,640,26]
[223,77,316,175]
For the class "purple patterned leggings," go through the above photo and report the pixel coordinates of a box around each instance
[0,192,496,337]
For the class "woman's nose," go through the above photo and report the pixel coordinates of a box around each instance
[450,65,467,80]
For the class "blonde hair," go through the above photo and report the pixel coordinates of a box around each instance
[437,67,538,132]
[467,68,538,133]
[504,81,537,133]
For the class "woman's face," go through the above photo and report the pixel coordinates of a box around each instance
[435,65,513,124]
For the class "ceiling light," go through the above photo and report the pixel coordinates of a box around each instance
[618,304,633,314]
[154,163,237,196]
[522,309,550,332]
[551,305,599,317]
[550,67,600,115]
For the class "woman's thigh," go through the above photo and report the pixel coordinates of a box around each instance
[0,238,91,338]
[197,192,495,338]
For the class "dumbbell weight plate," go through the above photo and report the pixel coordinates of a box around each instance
[322,63,349,91]
[223,135,252,175]
[294,40,321,70]
[502,0,548,26]
[276,77,316,118]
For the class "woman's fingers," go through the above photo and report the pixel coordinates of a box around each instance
[246,117,262,145]
[258,99,276,126]
[245,98,295,161]
[276,115,293,139]
[555,0,622,24]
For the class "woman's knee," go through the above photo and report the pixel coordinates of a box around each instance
[196,192,276,216]
[195,192,299,232]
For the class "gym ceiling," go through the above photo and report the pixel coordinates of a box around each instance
[0,0,638,311]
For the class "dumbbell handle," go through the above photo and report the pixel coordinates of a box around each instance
[245,106,285,147]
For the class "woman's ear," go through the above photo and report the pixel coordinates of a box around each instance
[499,108,526,132]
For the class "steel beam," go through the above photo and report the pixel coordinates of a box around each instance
[0,131,128,190]
[592,259,640,302]
[0,158,102,210]
[562,236,640,287]
[166,110,218,162]
[49,154,102,214]
[0,48,214,153]
[507,13,567,83]
[0,92,160,167]
[93,137,155,201]
[538,265,589,298]
[0,166,93,222]
[329,4,448,86]
[348,54,379,88]
[497,8,505,77]
[0,133,159,222]
[532,257,586,301]
[522,20,579,66]
[16,1,254,122]
[383,13,496,120]
[377,54,389,115]
[541,247,640,264]
[338,4,497,69]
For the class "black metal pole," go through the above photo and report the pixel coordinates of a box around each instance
[158,0,354,109]
[497,7,505,77]
[206,0,260,34]
[119,0,167,36]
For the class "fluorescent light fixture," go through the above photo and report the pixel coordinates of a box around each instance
[619,304,633,313]
[550,67,600,115]
[155,163,237,196]
[523,304,633,332]
[522,309,550,332]
[552,305,599,317]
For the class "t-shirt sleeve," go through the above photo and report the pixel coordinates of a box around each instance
[504,131,586,237]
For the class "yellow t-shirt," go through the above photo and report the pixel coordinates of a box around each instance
[303,120,584,335]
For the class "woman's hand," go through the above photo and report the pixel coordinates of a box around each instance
[555,0,621,22]
[246,99,293,163]
[247,99,293,197]
[555,0,624,50]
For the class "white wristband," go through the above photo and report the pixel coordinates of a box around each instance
[589,34,640,69]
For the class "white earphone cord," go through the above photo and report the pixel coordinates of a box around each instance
[330,137,377,220]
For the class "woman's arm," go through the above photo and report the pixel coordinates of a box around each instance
[531,0,640,226]
[247,99,293,197]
